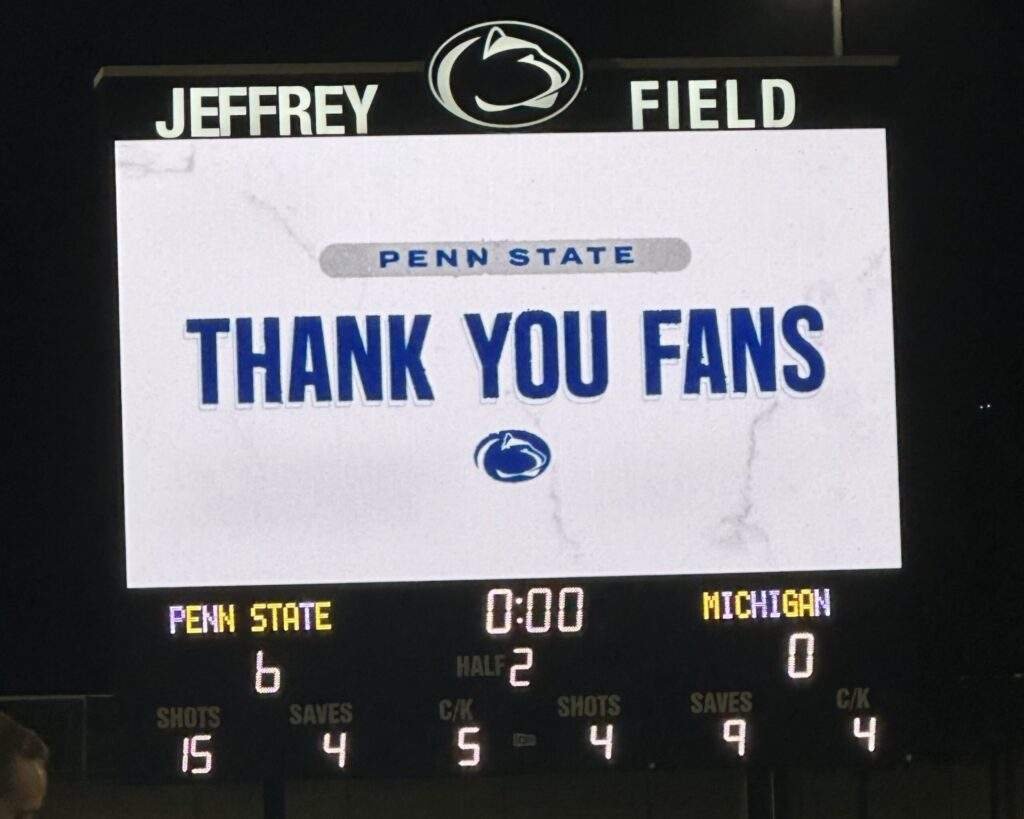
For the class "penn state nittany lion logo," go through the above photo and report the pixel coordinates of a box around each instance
[428,21,584,129]
[475,430,552,482]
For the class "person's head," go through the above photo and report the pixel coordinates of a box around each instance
[0,713,48,819]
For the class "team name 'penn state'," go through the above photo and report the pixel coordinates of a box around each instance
[184,307,824,406]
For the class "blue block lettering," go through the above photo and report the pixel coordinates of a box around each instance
[684,309,727,395]
[515,311,559,399]
[289,317,332,402]
[337,315,383,401]
[730,307,776,393]
[564,311,609,398]
[561,247,582,265]
[536,248,555,266]
[186,318,230,405]
[465,313,512,399]
[642,310,682,396]
[236,317,282,404]
[388,315,434,401]
[782,305,825,392]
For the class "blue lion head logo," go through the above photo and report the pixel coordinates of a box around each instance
[475,430,551,483]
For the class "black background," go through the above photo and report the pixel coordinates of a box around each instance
[1,0,1021,713]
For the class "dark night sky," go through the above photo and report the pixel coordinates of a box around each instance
[1,0,1021,694]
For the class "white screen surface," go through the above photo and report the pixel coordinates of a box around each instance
[115,130,900,588]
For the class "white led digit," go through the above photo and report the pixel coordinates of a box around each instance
[787,632,815,679]
[557,587,585,633]
[254,649,282,694]
[486,588,513,635]
[525,587,553,633]
[589,723,614,761]
[181,734,213,775]
[509,647,534,688]
[852,716,878,752]
[723,719,747,757]
[456,726,481,767]
[322,732,347,768]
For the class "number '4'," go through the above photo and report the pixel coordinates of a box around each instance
[322,732,347,768]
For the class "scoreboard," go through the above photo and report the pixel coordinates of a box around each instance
[97,21,904,782]
[121,575,908,780]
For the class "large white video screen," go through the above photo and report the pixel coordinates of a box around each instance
[114,130,901,587]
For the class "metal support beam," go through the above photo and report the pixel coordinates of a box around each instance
[748,767,780,819]
[832,0,845,57]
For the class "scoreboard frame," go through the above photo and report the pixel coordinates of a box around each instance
[96,43,911,783]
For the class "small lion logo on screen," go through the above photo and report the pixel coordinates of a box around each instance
[428,21,584,129]
[475,430,552,482]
